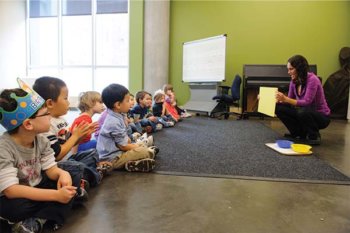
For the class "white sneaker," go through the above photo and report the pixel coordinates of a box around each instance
[132,132,141,140]
[156,123,163,131]
[181,111,192,118]
[146,135,154,147]
[136,134,154,147]
[136,132,148,142]
[148,146,160,159]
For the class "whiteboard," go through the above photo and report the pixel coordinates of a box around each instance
[182,35,226,83]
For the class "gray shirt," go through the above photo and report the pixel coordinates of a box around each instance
[96,109,129,161]
[0,133,57,195]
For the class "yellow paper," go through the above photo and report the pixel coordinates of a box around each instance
[258,87,277,117]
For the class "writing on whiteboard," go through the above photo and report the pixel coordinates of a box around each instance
[182,35,226,83]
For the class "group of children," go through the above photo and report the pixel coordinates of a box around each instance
[0,76,190,233]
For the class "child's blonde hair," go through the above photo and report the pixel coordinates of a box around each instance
[153,89,165,102]
[78,91,102,112]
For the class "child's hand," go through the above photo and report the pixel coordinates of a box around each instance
[72,121,90,139]
[56,186,77,204]
[57,170,72,189]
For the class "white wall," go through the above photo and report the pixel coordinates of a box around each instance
[143,0,170,95]
[0,0,26,89]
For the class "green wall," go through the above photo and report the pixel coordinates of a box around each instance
[169,1,350,105]
[129,0,144,94]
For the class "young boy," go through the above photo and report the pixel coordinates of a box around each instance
[96,84,159,172]
[126,93,143,140]
[95,94,142,142]
[0,80,79,232]
[131,91,163,132]
[33,76,103,188]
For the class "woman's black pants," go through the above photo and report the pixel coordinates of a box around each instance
[275,104,330,139]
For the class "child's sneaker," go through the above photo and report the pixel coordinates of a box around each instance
[80,179,90,192]
[74,179,89,204]
[46,220,63,232]
[75,187,88,204]
[137,132,148,141]
[132,132,142,140]
[148,146,160,159]
[12,218,46,233]
[125,158,155,172]
[143,126,153,134]
[97,161,113,177]
[51,223,63,231]
[146,135,154,146]
[136,135,154,147]
[156,123,163,131]
[181,110,192,118]
[167,121,175,127]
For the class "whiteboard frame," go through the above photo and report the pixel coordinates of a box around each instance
[182,34,227,83]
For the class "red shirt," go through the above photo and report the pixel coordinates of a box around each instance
[164,102,180,120]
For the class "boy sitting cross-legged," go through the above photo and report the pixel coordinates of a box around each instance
[0,80,79,232]
[33,76,104,189]
[131,91,163,133]
[96,84,159,172]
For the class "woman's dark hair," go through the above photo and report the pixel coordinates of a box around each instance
[288,55,309,85]
[33,76,67,101]
[101,83,129,109]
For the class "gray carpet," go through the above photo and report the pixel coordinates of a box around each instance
[153,117,350,184]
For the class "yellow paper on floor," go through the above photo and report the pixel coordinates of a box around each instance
[258,87,278,117]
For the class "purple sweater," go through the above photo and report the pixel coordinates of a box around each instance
[288,72,330,116]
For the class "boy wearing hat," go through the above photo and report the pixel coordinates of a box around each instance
[0,79,79,232]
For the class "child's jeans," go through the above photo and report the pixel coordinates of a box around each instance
[127,123,143,140]
[157,117,173,127]
[130,122,143,134]
[67,149,102,187]
[140,118,158,132]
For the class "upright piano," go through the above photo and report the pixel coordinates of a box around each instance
[242,64,317,118]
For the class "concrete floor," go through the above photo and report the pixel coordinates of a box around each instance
[57,117,350,233]
[1,116,349,232]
